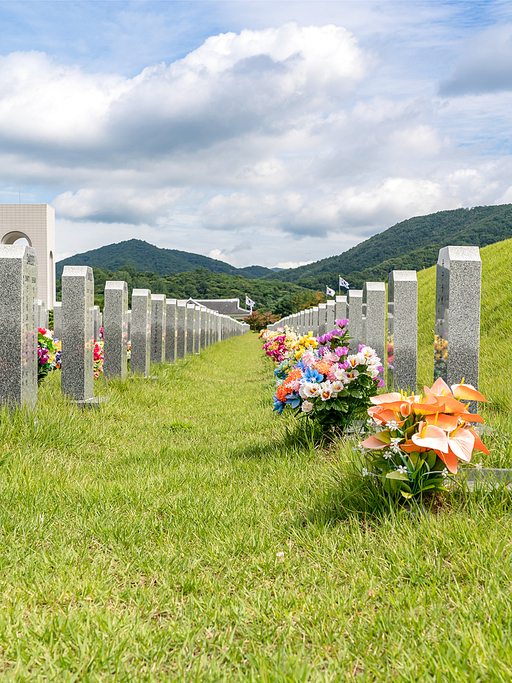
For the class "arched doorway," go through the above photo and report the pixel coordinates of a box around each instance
[1,231,32,246]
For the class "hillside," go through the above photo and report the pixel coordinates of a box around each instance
[268,204,512,289]
[55,239,276,281]
[56,265,322,316]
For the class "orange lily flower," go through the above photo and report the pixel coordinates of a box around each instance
[411,422,449,453]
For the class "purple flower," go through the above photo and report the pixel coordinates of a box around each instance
[335,318,348,328]
[377,378,385,387]
[335,346,349,357]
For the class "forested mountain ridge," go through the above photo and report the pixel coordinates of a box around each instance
[56,265,322,316]
[266,204,512,289]
[55,239,276,281]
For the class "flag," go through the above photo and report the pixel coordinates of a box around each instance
[339,276,350,289]
[245,295,255,308]
[326,286,335,297]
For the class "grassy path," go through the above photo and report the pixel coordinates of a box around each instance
[0,334,512,681]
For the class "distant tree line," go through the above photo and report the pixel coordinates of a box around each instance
[55,265,325,315]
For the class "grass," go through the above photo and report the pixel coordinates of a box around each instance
[2,242,512,680]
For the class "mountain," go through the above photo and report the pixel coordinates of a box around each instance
[266,204,512,289]
[57,265,321,316]
[55,239,276,281]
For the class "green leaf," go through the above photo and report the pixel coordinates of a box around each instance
[386,471,409,481]
[425,450,437,469]
[400,490,413,499]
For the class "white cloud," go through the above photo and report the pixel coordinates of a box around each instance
[0,8,510,269]
[439,24,512,96]
[275,260,314,269]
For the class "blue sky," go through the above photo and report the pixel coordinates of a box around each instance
[1,0,512,267]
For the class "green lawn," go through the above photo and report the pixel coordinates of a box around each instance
[0,331,511,681]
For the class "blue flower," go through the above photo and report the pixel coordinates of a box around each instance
[273,396,286,414]
[302,366,323,383]
[286,393,301,409]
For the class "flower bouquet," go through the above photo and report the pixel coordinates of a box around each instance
[272,320,384,434]
[93,339,104,377]
[359,377,489,500]
[37,328,61,383]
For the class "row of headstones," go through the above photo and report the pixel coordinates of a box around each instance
[267,246,482,394]
[0,247,249,410]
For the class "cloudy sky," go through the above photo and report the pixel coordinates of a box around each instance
[1,0,512,268]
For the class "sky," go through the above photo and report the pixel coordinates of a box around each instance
[1,1,512,268]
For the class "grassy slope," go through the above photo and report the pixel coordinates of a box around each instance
[0,326,511,680]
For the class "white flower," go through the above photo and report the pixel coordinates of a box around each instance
[442,468,449,478]
[396,465,408,475]
[319,382,333,401]
[390,437,402,454]
[387,421,399,431]
[383,451,392,460]
[362,467,369,477]
[302,382,320,398]
[474,462,483,470]
[301,400,314,413]
[332,380,344,393]
[344,369,359,382]
[347,353,365,368]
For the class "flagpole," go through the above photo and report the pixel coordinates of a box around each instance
[338,274,340,296]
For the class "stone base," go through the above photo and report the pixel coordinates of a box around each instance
[455,468,512,491]
[71,396,109,411]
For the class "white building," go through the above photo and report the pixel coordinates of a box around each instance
[0,204,55,307]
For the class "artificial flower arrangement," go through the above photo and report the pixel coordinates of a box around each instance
[359,377,489,500]
[93,339,104,377]
[37,328,104,381]
[271,319,384,433]
[37,328,61,383]
[261,328,296,363]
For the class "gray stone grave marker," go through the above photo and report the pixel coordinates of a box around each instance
[347,289,363,352]
[318,303,327,336]
[165,298,177,363]
[194,305,201,354]
[363,282,386,365]
[131,289,151,376]
[326,300,335,332]
[335,296,347,324]
[388,270,417,392]
[53,301,62,339]
[103,281,128,381]
[435,246,481,393]
[61,266,94,401]
[176,301,187,359]
[0,244,38,410]
[150,294,166,364]
[186,304,195,355]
